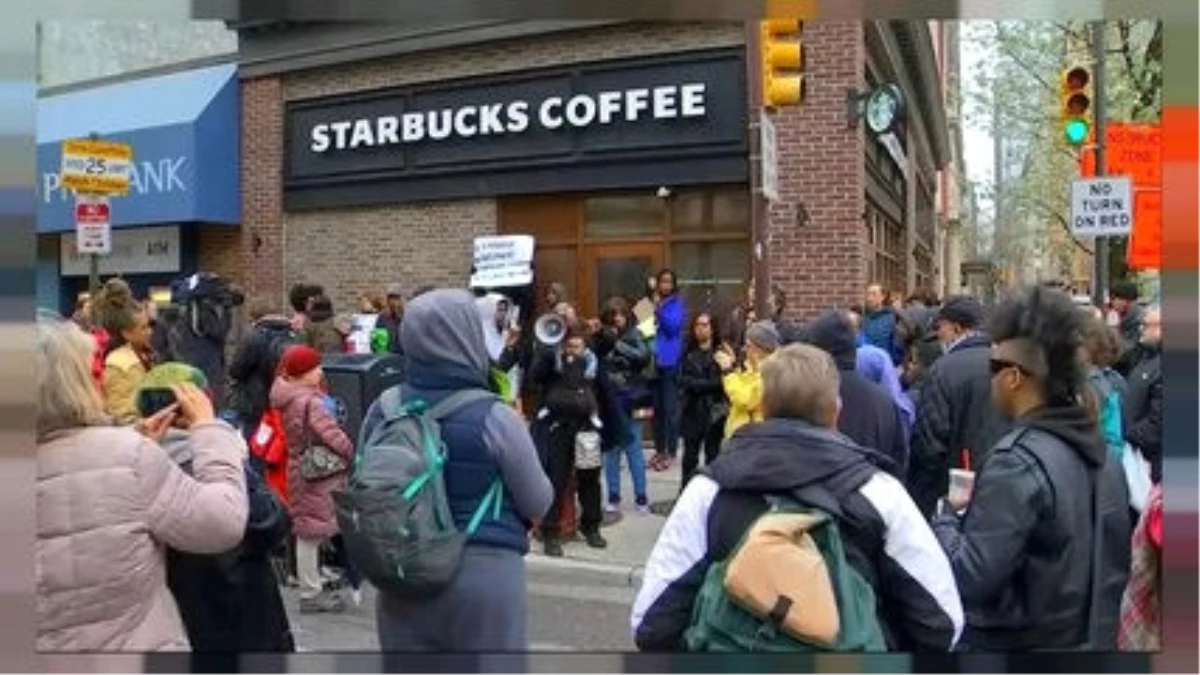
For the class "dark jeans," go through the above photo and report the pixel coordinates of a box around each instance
[541,421,602,538]
[681,422,724,491]
[651,366,681,458]
[330,534,362,590]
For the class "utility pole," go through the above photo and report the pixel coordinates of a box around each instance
[1090,21,1109,306]
[87,131,102,296]
[745,22,770,320]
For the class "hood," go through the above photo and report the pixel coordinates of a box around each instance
[856,344,893,384]
[1019,405,1106,467]
[401,288,490,390]
[706,418,881,494]
[475,293,508,362]
[269,376,317,410]
[807,311,858,371]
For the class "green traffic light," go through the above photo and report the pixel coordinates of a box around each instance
[1064,118,1089,146]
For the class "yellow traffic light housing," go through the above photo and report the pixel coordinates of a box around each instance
[1060,66,1092,146]
[760,19,805,108]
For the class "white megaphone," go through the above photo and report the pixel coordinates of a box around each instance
[534,313,567,346]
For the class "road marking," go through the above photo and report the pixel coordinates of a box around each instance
[525,554,645,586]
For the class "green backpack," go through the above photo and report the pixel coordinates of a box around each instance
[684,492,887,653]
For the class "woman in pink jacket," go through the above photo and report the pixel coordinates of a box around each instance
[269,345,354,613]
[35,315,248,652]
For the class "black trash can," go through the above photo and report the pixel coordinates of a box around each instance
[321,353,405,447]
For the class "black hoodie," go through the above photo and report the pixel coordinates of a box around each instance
[930,403,1131,651]
[631,418,964,653]
[805,311,909,479]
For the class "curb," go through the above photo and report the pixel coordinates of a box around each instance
[526,553,645,587]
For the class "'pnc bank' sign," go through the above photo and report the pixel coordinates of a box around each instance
[39,156,188,204]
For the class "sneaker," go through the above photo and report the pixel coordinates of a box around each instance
[350,588,363,607]
[299,591,345,614]
[635,503,651,516]
[583,530,608,549]
[543,538,564,557]
[604,501,620,514]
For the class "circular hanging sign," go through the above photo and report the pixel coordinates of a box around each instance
[865,84,905,135]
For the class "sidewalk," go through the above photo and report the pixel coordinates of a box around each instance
[526,445,680,587]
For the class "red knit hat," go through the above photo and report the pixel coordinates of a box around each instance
[278,345,323,378]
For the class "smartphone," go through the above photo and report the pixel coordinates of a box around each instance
[136,388,178,418]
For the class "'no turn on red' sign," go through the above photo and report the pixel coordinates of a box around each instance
[1070,177,1133,238]
[75,195,112,255]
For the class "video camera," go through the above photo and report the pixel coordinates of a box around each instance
[170,272,245,308]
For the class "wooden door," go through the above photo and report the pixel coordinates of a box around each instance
[581,242,664,320]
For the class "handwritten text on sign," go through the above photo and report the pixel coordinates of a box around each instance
[1070,177,1133,238]
[471,235,535,289]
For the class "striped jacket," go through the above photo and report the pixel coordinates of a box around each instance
[631,418,964,652]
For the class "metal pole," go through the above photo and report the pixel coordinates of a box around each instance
[745,22,771,320]
[88,254,100,295]
[1090,21,1109,306]
[86,131,103,296]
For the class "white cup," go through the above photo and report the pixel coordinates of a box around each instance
[948,468,976,505]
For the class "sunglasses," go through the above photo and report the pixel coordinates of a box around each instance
[989,358,1030,377]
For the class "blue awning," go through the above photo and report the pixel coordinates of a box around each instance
[36,63,240,233]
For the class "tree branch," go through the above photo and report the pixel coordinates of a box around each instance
[1018,195,1094,255]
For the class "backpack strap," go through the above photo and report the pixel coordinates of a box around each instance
[465,478,506,536]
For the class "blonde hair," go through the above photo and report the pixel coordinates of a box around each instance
[759,343,841,425]
[37,315,108,441]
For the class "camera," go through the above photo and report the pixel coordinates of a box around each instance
[171,272,245,308]
[136,388,177,418]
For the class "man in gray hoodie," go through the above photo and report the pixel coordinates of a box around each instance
[360,289,553,652]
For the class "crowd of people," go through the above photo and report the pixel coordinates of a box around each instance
[36,268,1163,655]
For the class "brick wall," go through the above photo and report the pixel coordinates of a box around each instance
[240,76,286,311]
[764,22,867,321]
[284,201,496,313]
[196,228,241,288]
[284,23,744,101]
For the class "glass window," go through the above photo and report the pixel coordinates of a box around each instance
[671,187,750,235]
[584,195,665,239]
[672,240,750,326]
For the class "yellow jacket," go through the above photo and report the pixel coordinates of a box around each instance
[102,345,148,425]
[722,367,763,439]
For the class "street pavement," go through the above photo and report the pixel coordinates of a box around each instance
[287,445,681,652]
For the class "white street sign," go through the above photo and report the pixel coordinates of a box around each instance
[1071,177,1133,238]
[74,194,112,255]
[760,111,780,203]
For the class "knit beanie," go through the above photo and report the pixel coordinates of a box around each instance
[135,362,210,416]
[278,344,323,378]
[744,321,781,353]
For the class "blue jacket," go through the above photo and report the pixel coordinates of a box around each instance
[654,294,687,369]
[360,289,553,555]
[861,309,904,366]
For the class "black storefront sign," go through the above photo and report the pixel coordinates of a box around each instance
[284,48,748,210]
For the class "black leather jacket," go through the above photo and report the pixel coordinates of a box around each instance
[932,407,1131,651]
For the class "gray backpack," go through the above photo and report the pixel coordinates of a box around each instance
[333,387,504,599]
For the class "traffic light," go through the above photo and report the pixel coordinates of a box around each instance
[760,19,805,108]
[1060,66,1092,146]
